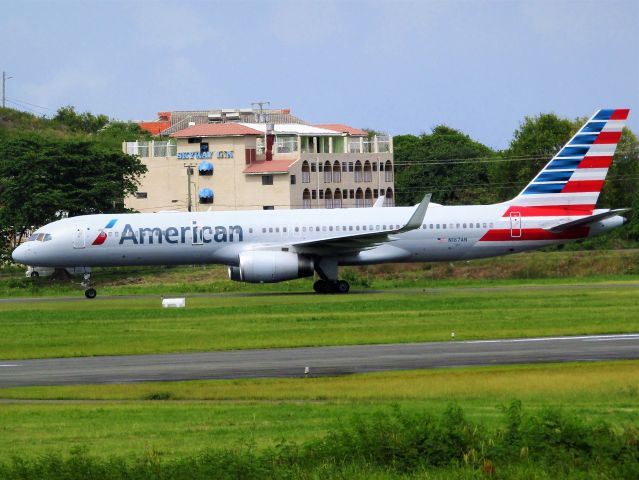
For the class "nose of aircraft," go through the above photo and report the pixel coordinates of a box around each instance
[11,243,31,265]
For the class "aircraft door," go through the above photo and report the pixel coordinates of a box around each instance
[73,228,86,249]
[509,212,522,238]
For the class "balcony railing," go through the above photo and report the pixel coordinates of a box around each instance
[275,137,298,153]
[123,140,176,158]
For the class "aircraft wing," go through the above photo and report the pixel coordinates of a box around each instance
[286,194,431,254]
[546,209,629,233]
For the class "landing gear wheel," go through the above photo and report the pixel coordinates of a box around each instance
[30,271,39,278]
[336,280,350,294]
[313,279,330,294]
[84,288,97,299]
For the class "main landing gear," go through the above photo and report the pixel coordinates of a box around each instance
[313,279,350,294]
[313,257,350,294]
[82,273,97,299]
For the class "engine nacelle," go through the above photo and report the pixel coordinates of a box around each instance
[228,251,314,283]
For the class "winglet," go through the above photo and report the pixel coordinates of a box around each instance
[399,194,431,233]
[373,195,386,208]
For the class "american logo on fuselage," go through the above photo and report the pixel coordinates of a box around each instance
[119,222,243,245]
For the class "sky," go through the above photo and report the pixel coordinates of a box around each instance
[2,0,638,149]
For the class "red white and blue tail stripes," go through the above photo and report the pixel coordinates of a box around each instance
[512,108,629,212]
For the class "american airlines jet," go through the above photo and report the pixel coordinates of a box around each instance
[12,109,630,298]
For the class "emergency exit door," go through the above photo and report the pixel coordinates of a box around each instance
[509,212,522,238]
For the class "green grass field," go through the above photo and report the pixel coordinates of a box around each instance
[1,253,638,476]
[1,283,638,359]
[0,361,637,461]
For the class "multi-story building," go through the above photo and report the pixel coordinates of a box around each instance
[124,108,394,212]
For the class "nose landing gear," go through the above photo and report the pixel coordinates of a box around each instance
[82,273,97,299]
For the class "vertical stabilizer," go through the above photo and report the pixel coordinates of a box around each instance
[508,109,629,214]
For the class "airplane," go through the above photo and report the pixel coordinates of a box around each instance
[11,108,630,298]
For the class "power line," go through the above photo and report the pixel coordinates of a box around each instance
[6,97,51,111]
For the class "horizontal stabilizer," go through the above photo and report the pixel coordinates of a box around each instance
[548,209,629,233]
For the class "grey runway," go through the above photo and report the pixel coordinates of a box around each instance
[1,334,638,387]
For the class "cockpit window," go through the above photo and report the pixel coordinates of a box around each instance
[28,233,52,242]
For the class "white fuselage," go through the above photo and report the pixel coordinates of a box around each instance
[12,202,624,270]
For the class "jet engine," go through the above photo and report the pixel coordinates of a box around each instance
[228,251,314,283]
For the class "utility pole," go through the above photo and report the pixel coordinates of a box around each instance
[183,163,196,212]
[2,71,13,109]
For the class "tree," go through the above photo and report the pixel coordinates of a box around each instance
[0,134,147,255]
[394,126,498,206]
[53,106,110,134]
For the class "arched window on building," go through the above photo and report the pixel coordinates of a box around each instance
[334,188,342,208]
[384,160,393,182]
[325,188,333,209]
[302,161,310,183]
[323,161,332,183]
[302,188,311,209]
[333,161,341,183]
[355,188,364,208]
[354,160,363,183]
[385,187,394,207]
[363,161,372,182]
[364,188,373,207]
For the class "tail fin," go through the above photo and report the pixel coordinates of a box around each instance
[509,108,630,213]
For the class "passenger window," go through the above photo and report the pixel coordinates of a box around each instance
[349,226,353,231]
[456,223,460,228]
[383,225,387,229]
[442,224,446,229]
[262,228,266,233]
[275,228,279,233]
[429,224,433,229]
[249,228,253,233]
[302,227,306,232]
[329,226,333,231]
[295,227,299,232]
[363,226,367,231]
[322,226,327,231]
[476,223,480,228]
[283,227,287,233]
[376,225,380,230]
[482,223,487,228]
[489,223,494,228]
[316,226,320,232]
[436,224,440,229]
[269,228,273,233]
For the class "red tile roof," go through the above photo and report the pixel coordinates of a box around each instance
[242,159,297,174]
[170,123,263,138]
[138,121,171,135]
[315,123,368,136]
